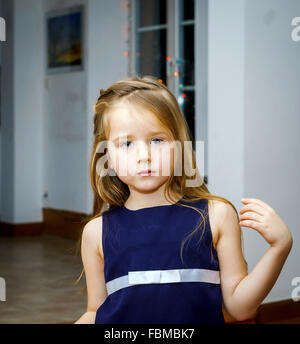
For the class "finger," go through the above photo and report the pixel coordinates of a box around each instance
[239,211,264,223]
[239,219,265,233]
[241,198,273,212]
[239,203,266,216]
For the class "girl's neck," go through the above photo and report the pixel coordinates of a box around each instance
[124,192,183,211]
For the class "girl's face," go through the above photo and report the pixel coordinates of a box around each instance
[106,101,176,193]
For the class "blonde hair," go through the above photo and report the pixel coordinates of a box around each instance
[74,75,247,290]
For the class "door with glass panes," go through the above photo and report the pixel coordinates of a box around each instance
[129,0,208,184]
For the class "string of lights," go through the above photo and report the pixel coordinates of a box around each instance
[122,0,188,103]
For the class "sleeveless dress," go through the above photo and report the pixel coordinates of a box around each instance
[95,198,225,324]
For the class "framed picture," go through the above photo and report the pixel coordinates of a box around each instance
[46,5,84,74]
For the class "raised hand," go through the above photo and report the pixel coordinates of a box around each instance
[239,198,293,251]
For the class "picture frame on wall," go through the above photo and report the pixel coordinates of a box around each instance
[46,5,84,74]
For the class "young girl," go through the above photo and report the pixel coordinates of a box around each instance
[75,75,293,324]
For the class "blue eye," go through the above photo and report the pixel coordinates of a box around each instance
[151,138,164,144]
[120,140,132,148]
[120,138,164,148]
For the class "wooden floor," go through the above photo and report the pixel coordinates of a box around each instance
[0,234,86,324]
[0,234,299,324]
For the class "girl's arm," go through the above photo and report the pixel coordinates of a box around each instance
[75,311,97,324]
[74,216,108,324]
[215,198,293,321]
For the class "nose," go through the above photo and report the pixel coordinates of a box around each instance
[136,140,151,163]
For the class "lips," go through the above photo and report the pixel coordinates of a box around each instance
[138,169,153,176]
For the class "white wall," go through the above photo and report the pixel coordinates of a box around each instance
[0,0,4,219]
[1,0,14,222]
[208,0,300,303]
[207,0,245,207]
[15,0,44,222]
[1,0,128,219]
[243,0,300,302]
[86,0,128,211]
[1,0,44,223]
[43,0,88,213]
[43,0,128,213]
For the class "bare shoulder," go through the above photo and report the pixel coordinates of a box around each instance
[207,199,238,248]
[82,215,104,261]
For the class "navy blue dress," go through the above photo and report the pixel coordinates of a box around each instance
[95,198,225,324]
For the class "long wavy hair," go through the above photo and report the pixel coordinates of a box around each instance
[74,75,247,289]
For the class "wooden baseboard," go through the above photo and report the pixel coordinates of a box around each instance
[42,207,88,240]
[223,298,300,324]
[0,208,88,240]
[0,221,43,236]
[256,298,300,324]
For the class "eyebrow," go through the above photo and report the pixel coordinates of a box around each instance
[112,131,168,142]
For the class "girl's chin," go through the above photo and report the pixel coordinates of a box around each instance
[122,178,168,190]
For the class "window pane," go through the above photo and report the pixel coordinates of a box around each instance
[136,29,167,84]
[180,90,195,143]
[137,0,167,27]
[182,0,194,21]
[180,24,195,85]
